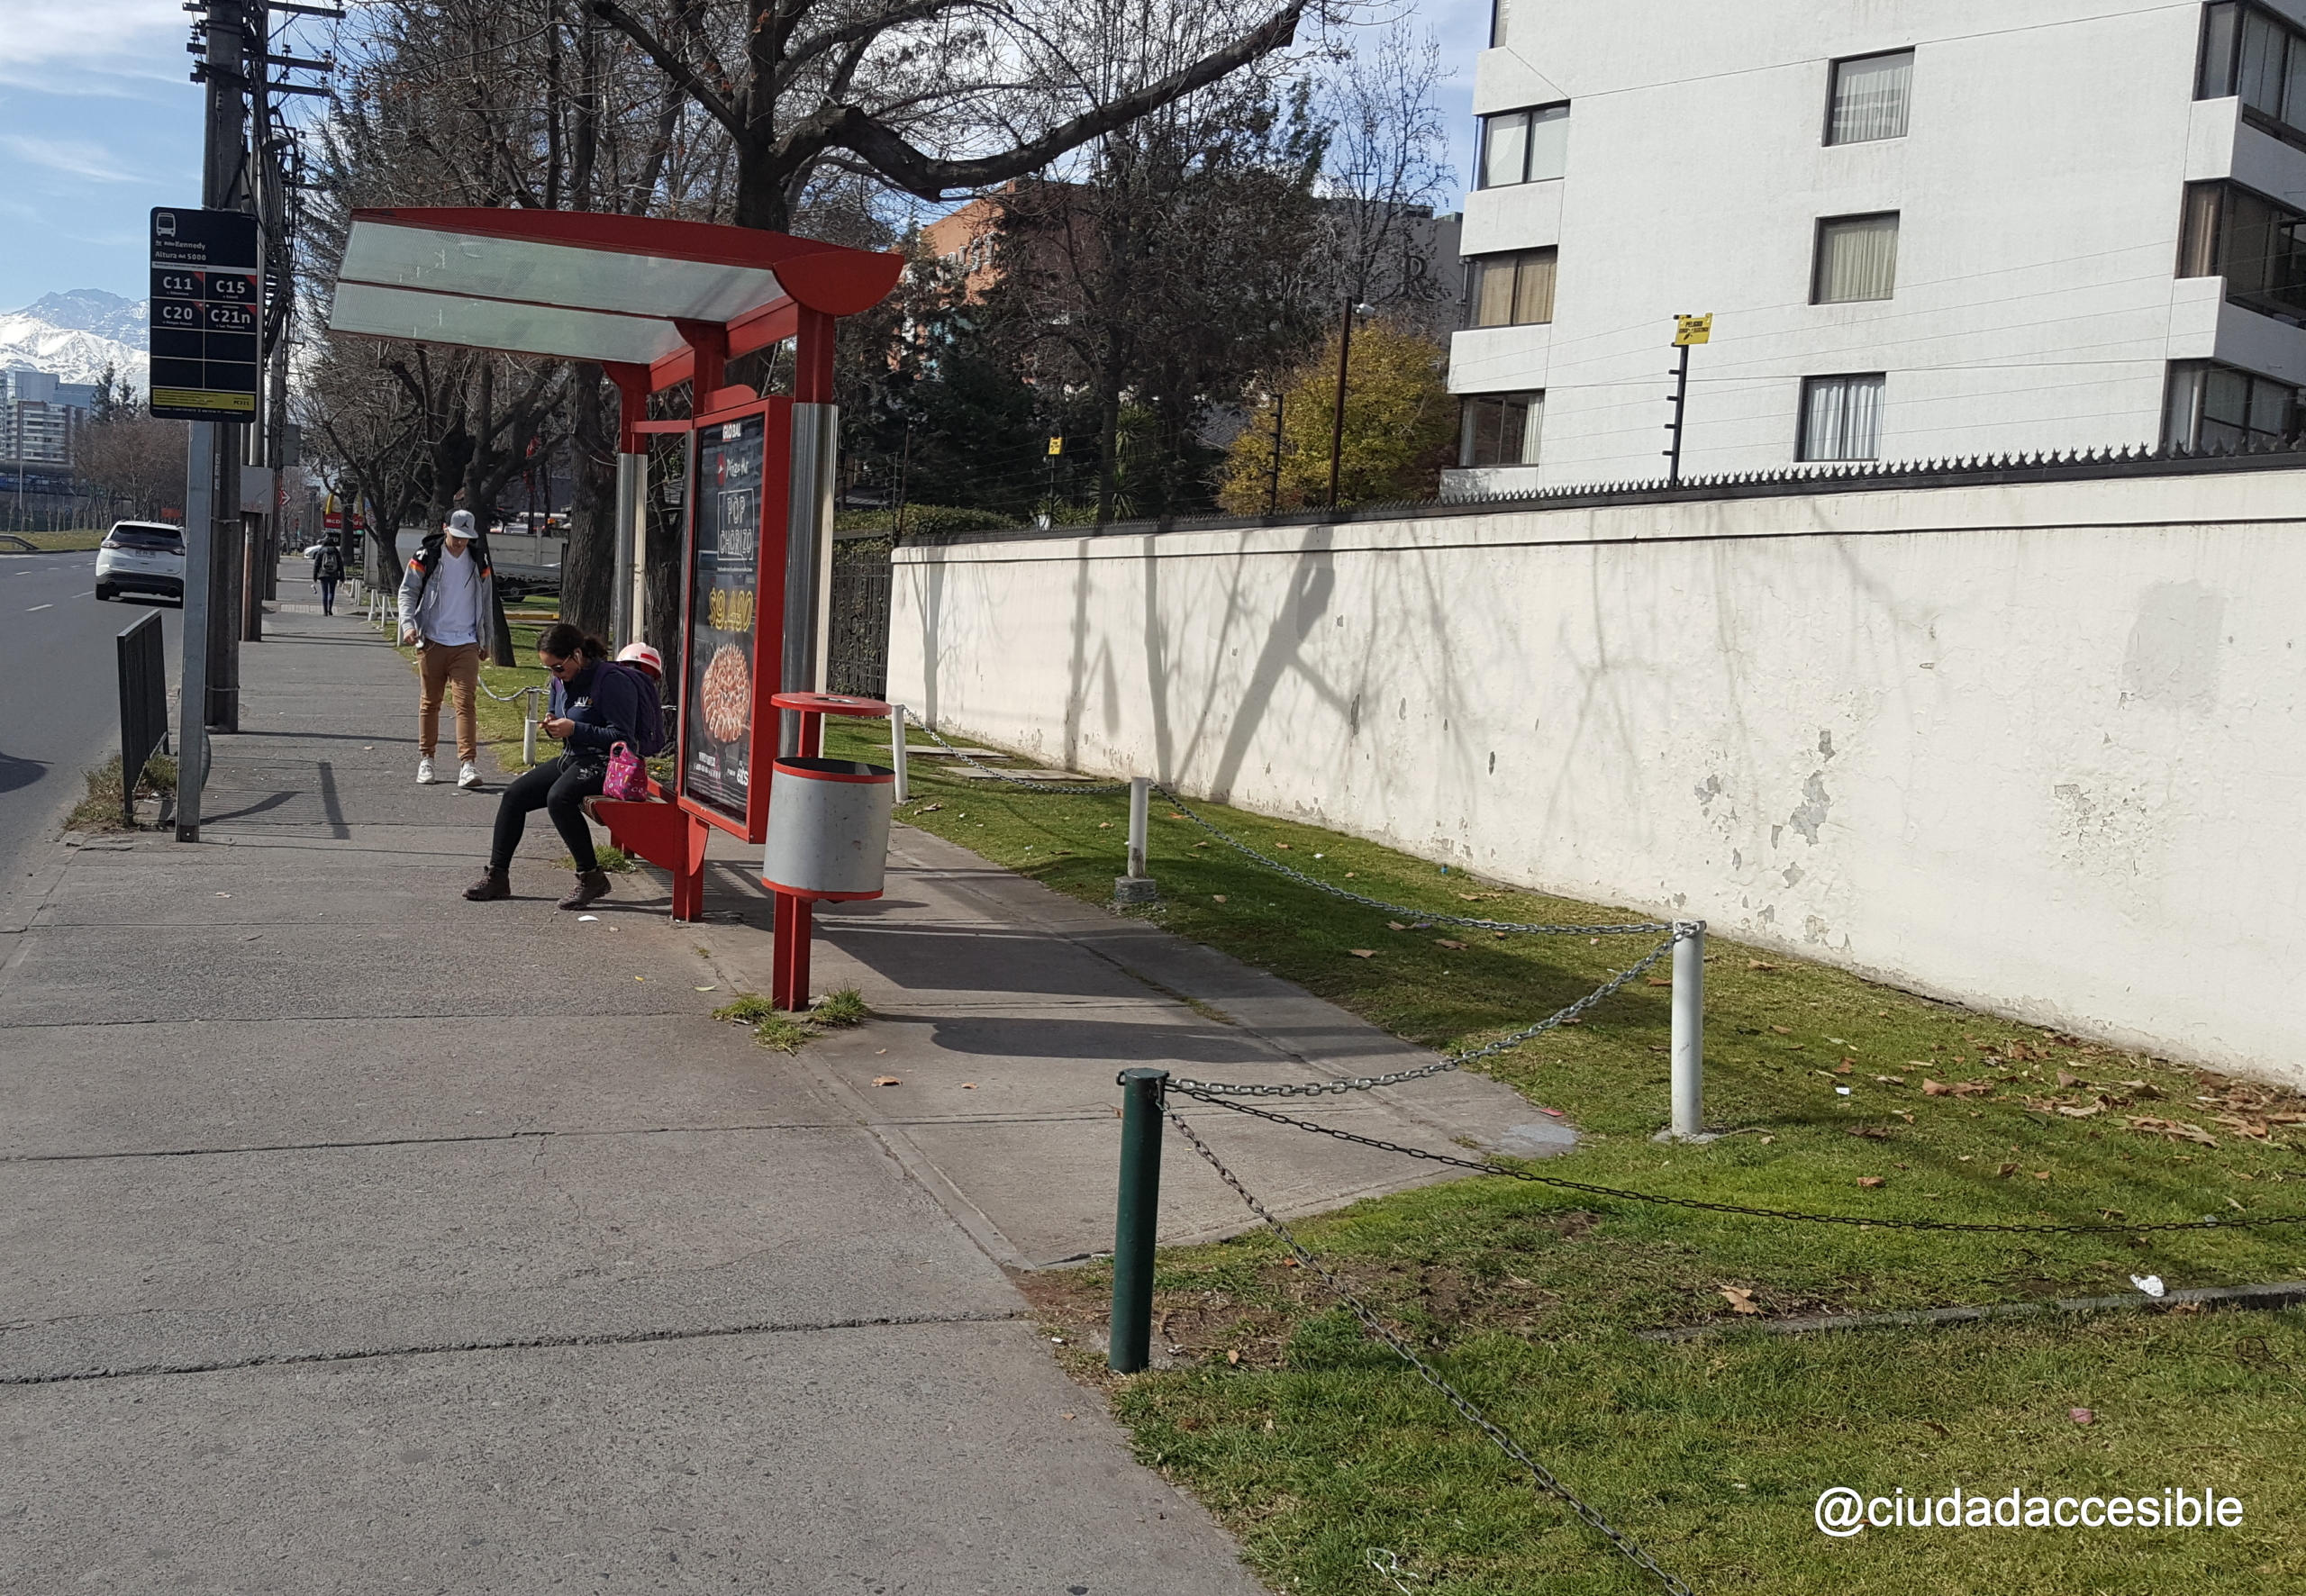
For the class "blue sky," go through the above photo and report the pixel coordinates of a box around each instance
[0,0,1490,314]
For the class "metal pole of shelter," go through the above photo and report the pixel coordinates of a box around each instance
[770,310,840,1012]
[611,450,643,649]
[177,422,215,840]
[1670,922,1705,1138]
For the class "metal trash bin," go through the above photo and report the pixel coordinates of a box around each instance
[761,757,895,900]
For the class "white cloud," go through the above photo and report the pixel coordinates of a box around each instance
[0,0,183,73]
[0,134,138,184]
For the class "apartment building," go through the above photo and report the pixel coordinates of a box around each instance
[1,368,94,469]
[1445,0,2306,493]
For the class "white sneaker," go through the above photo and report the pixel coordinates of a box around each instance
[416,757,438,784]
[458,761,481,789]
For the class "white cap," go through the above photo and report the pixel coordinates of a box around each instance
[617,642,664,678]
[446,509,477,538]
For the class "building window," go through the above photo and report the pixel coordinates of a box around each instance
[1460,392,1544,467]
[1490,0,1512,48]
[2177,178,2306,323]
[1478,104,1569,187]
[1799,374,1885,461]
[2164,358,2300,450]
[1826,50,1914,144]
[2199,2,2306,144]
[1812,213,1900,303]
[1469,249,1557,327]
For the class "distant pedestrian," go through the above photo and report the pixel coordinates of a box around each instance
[397,508,495,790]
[311,533,344,615]
[464,621,654,909]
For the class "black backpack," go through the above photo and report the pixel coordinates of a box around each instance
[318,545,343,580]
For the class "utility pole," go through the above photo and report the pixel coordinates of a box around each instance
[174,0,334,839]
[1326,300,1370,512]
[1266,391,1284,514]
[1664,313,1711,486]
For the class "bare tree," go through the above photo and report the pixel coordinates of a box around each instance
[1316,24,1453,315]
[588,0,1335,231]
[78,410,189,524]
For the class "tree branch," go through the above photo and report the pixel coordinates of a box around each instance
[588,0,743,136]
[770,0,1311,200]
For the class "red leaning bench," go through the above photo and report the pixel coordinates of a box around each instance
[580,776,710,921]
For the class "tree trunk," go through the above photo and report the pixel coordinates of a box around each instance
[1094,385,1121,527]
[561,364,616,639]
[733,136,789,232]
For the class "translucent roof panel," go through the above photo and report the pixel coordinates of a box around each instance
[324,209,904,373]
[329,282,685,366]
[338,220,783,325]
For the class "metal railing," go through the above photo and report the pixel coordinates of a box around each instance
[115,610,168,828]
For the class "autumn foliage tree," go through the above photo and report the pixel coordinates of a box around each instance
[1217,317,1453,512]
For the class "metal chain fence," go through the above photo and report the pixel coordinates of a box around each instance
[1167,1102,1699,1596]
[1178,1088,2306,1238]
[1171,930,1686,1098]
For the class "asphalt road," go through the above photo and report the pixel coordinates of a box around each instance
[0,550,183,879]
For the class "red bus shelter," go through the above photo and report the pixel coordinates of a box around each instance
[329,207,903,1007]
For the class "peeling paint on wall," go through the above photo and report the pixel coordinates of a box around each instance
[1788,773,1832,845]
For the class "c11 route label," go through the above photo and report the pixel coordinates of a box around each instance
[149,207,260,422]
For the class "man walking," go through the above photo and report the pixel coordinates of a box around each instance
[398,508,495,789]
[311,533,344,615]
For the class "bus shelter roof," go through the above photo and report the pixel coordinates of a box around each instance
[326,208,901,386]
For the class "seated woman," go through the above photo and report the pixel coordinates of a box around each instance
[464,621,649,909]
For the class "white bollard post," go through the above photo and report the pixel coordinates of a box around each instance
[1127,776,1150,879]
[1114,776,1157,904]
[1670,921,1706,1140]
[890,705,909,803]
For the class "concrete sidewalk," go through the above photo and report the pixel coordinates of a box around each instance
[0,595,1548,1592]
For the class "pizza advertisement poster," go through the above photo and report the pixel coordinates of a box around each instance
[681,413,767,826]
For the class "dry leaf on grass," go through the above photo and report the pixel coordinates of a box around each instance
[1857,1176,1887,1188]
[1436,939,1466,950]
[1771,1025,1793,1035]
[1848,1125,1891,1139]
[1348,948,1376,958]
[2057,1069,2084,1087]
[871,1076,902,1087]
[2127,1116,2219,1147]
[1227,1349,1240,1365]
[1212,894,1226,903]
[1720,1286,1760,1314]
[1647,976,1672,986]
[1387,921,1407,931]
[1748,960,1778,971]
[1996,1162,2020,1177]
[1922,1078,1994,1098]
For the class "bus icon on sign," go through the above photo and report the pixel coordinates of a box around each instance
[155,212,177,240]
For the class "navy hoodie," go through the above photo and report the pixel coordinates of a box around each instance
[551,660,647,756]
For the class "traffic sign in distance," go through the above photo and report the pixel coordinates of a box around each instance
[1673,313,1713,348]
[150,208,261,422]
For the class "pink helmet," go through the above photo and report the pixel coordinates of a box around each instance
[617,642,664,680]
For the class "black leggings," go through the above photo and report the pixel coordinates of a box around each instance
[318,577,339,613]
[489,753,606,873]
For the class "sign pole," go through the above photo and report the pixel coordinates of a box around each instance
[177,421,214,841]
[1666,313,1711,487]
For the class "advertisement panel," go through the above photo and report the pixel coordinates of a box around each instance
[681,413,767,825]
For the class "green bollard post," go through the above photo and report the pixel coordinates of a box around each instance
[1109,1066,1169,1373]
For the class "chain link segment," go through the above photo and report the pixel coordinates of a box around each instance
[1165,1103,1699,1596]
[1180,1090,2306,1238]
[1171,932,1684,1098]
[902,712,1132,793]
[1150,784,1673,936]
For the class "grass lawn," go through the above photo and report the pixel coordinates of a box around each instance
[4,529,105,551]
[822,716,2306,1594]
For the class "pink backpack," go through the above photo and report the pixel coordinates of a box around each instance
[602,741,649,803]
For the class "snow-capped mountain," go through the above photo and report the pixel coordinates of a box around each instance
[1,289,147,388]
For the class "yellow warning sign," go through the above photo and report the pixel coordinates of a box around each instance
[1673,313,1713,347]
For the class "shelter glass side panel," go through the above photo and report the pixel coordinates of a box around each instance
[681,413,770,830]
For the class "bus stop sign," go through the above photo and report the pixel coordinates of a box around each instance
[150,208,260,422]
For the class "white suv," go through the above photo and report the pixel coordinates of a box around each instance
[95,521,187,603]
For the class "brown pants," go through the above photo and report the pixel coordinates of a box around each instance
[418,640,482,761]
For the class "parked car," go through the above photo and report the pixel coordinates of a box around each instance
[95,521,186,603]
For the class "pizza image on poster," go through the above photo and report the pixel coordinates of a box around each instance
[702,643,750,743]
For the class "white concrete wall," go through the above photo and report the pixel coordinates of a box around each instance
[890,468,2306,1084]
[1449,0,2306,484]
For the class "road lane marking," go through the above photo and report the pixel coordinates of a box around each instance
[27,603,52,612]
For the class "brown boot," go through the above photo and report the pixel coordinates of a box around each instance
[558,868,612,911]
[463,868,511,901]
